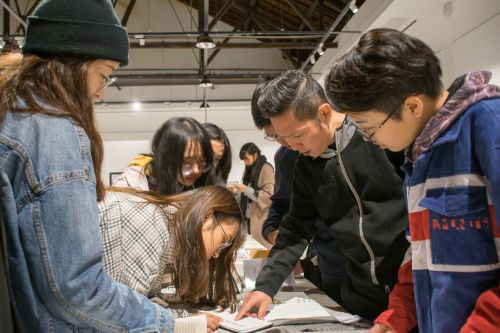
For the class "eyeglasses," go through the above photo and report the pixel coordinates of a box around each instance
[347,100,404,143]
[97,74,117,92]
[181,159,210,177]
[213,214,232,253]
[264,133,279,142]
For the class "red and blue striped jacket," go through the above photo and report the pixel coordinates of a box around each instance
[376,71,500,333]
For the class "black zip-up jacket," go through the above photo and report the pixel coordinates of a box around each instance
[255,121,410,320]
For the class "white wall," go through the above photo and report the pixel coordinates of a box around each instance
[315,0,500,87]
[103,140,150,186]
[97,101,279,185]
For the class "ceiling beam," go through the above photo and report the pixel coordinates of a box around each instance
[1,0,27,31]
[3,0,10,35]
[130,41,337,49]
[301,0,352,71]
[14,0,39,33]
[284,0,318,31]
[251,17,300,68]
[121,0,136,27]
[208,0,237,31]
[298,0,320,31]
[207,16,248,66]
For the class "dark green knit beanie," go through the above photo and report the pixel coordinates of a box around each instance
[22,0,129,66]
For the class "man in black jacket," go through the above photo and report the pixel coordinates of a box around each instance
[237,70,409,321]
[251,80,347,294]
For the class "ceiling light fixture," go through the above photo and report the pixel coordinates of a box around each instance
[349,0,359,14]
[199,76,213,88]
[131,101,142,111]
[196,34,216,49]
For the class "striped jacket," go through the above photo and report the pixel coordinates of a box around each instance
[376,72,500,332]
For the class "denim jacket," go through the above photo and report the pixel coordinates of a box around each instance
[0,111,174,332]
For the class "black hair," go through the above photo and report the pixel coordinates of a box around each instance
[150,117,215,195]
[239,142,265,186]
[251,81,272,129]
[325,28,443,119]
[256,70,329,121]
[202,123,232,185]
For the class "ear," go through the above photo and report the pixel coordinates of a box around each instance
[317,103,333,124]
[405,95,425,119]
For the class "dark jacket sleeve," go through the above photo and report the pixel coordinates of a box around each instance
[262,198,289,241]
[262,148,298,242]
[255,156,318,297]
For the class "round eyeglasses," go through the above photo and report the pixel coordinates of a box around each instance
[97,74,117,92]
[347,100,404,143]
[181,160,210,177]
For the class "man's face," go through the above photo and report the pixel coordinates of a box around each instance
[271,110,332,157]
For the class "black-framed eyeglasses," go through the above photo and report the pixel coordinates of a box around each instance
[97,74,117,92]
[181,159,210,177]
[348,100,404,143]
[214,214,232,253]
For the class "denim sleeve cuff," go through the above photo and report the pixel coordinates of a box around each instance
[155,303,176,333]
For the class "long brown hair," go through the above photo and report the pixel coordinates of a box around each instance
[0,53,105,200]
[107,185,245,309]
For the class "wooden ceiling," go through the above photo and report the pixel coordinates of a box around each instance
[175,0,364,69]
[0,0,365,85]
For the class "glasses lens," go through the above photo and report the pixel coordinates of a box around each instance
[264,134,277,142]
[99,76,117,91]
[182,160,209,176]
[217,241,232,252]
[181,163,193,176]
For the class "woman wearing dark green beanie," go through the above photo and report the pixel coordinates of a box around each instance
[0,0,177,331]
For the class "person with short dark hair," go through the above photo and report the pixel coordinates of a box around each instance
[202,123,232,185]
[113,117,215,195]
[250,81,298,244]
[0,0,176,330]
[237,70,409,321]
[325,28,500,333]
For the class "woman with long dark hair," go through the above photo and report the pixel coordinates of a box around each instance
[113,117,215,195]
[202,122,232,185]
[230,143,274,248]
[99,185,246,328]
[0,0,174,330]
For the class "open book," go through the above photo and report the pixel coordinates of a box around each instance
[208,298,360,333]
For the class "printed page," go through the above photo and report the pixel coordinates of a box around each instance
[209,310,272,333]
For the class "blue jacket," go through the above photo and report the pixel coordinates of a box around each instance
[0,112,174,332]
[377,72,500,333]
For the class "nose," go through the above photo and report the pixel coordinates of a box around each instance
[286,140,302,151]
[191,163,201,175]
[93,88,104,100]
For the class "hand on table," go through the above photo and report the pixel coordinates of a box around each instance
[235,290,272,320]
[196,312,223,333]
[369,323,395,333]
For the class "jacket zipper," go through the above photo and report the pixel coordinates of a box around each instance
[336,151,380,285]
